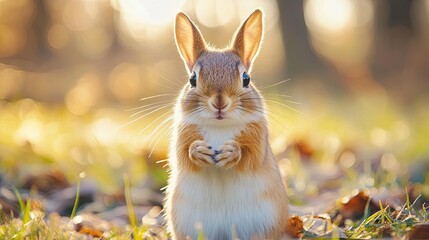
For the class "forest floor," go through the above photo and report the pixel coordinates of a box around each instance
[0,95,428,239]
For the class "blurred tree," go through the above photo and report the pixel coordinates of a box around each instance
[276,0,322,77]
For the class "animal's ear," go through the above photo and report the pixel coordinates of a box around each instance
[175,12,206,73]
[231,9,264,71]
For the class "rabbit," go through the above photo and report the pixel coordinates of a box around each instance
[164,9,289,240]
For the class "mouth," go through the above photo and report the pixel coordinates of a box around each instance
[215,109,225,120]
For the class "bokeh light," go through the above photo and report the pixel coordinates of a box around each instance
[304,0,375,65]
[305,0,355,32]
[0,0,428,201]
[113,0,186,47]
[194,0,235,28]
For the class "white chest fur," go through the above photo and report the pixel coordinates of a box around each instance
[199,125,244,150]
[173,169,276,240]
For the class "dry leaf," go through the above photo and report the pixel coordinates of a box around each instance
[407,223,429,240]
[73,213,112,238]
[287,215,304,238]
[339,190,370,220]
[78,226,104,238]
[23,169,69,193]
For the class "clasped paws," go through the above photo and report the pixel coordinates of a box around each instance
[189,140,241,169]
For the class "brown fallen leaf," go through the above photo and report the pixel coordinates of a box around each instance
[73,213,113,238]
[408,223,429,240]
[78,226,104,238]
[287,140,314,162]
[22,169,69,193]
[0,196,19,217]
[339,190,370,220]
[286,215,304,238]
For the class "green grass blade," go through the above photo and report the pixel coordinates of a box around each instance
[23,199,31,224]
[124,174,141,240]
[70,179,80,219]
[11,186,25,214]
[350,210,383,238]
[405,186,411,215]
[12,186,30,224]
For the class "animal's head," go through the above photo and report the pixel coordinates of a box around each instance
[175,9,265,126]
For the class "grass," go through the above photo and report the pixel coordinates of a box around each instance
[0,95,428,239]
[2,171,428,239]
[1,191,427,239]
[124,174,144,240]
[346,196,428,238]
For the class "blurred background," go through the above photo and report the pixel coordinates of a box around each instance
[1,0,429,208]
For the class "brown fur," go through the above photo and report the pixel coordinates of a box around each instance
[174,124,203,172]
[166,9,290,239]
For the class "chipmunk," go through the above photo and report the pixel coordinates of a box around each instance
[164,9,289,240]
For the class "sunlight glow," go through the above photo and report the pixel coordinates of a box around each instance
[304,0,374,65]
[339,151,356,168]
[108,63,143,102]
[65,73,101,115]
[380,153,399,172]
[305,0,374,33]
[113,0,185,45]
[305,0,354,32]
[115,0,185,27]
[195,0,235,27]
[91,118,120,145]
[14,119,42,145]
[237,0,279,31]
[370,128,388,148]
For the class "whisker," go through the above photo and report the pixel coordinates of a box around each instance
[129,103,174,118]
[266,114,301,145]
[264,99,307,116]
[239,97,263,101]
[153,80,177,90]
[138,111,173,135]
[262,93,293,98]
[264,98,301,105]
[162,163,169,169]
[149,126,173,157]
[156,159,169,164]
[147,120,171,147]
[126,100,173,112]
[140,94,176,101]
[154,69,183,88]
[143,116,173,157]
[237,106,292,133]
[259,78,291,89]
[263,106,296,122]
[236,90,254,98]
[120,104,172,129]
[181,107,205,126]
[180,100,201,103]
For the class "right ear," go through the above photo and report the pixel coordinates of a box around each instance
[231,9,264,72]
[175,12,206,73]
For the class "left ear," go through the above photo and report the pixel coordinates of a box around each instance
[231,9,264,71]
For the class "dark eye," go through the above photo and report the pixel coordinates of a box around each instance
[242,72,250,88]
[189,71,197,87]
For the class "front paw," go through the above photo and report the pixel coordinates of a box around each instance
[215,140,241,168]
[189,140,215,167]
